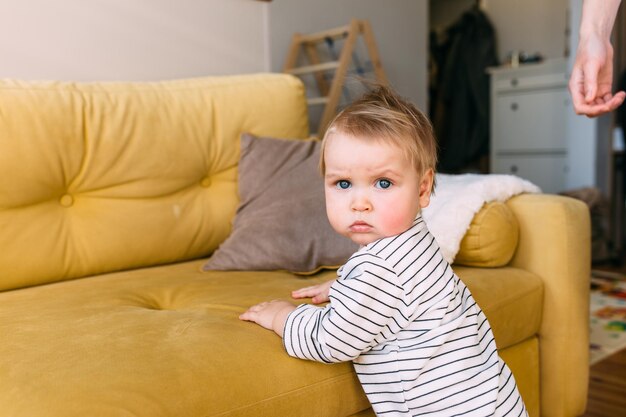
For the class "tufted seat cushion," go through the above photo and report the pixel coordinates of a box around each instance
[0,75,309,291]
[0,259,543,416]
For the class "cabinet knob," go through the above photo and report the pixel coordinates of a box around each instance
[511,103,519,111]
[510,165,518,173]
[511,78,518,87]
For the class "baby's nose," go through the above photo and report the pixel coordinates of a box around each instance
[351,196,372,211]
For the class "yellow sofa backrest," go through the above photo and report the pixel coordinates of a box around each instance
[0,74,309,291]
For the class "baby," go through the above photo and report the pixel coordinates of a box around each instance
[240,86,527,416]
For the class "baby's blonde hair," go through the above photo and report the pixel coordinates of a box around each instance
[320,85,438,188]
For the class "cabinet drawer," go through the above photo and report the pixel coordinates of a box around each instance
[493,89,569,152]
[492,154,567,194]
[493,72,567,92]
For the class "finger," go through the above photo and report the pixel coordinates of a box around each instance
[292,292,316,299]
[239,310,257,321]
[570,89,610,116]
[311,295,328,304]
[569,69,588,113]
[583,60,600,102]
[573,101,607,117]
[612,91,626,105]
[246,303,266,313]
[586,104,612,117]
[292,287,319,298]
[604,92,626,112]
[579,92,626,117]
[586,105,610,117]
[293,285,317,293]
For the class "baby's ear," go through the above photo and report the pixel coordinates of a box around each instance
[418,169,434,208]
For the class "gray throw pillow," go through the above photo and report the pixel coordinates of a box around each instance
[202,133,358,274]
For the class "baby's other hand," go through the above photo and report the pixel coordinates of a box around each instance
[239,300,295,337]
[292,279,335,304]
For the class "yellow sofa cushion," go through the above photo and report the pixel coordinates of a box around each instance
[0,261,370,417]
[454,201,520,267]
[0,259,542,416]
[454,265,543,349]
[0,74,309,291]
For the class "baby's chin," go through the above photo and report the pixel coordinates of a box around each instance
[347,226,414,246]
[348,233,384,246]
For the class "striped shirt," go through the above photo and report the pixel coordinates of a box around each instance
[284,215,527,416]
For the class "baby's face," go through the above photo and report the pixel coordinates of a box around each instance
[323,132,432,246]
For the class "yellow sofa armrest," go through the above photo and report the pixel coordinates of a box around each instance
[506,194,590,417]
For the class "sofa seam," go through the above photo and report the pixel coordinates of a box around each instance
[0,74,297,93]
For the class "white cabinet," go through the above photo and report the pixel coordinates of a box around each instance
[493,154,568,193]
[488,58,570,193]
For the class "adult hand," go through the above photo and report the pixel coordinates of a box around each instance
[569,34,626,117]
[569,0,625,117]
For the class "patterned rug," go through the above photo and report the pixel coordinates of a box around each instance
[590,271,626,365]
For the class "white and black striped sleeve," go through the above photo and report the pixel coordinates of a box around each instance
[283,254,407,363]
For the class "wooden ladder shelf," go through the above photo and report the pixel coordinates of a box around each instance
[283,19,388,136]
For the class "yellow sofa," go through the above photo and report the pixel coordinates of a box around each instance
[0,74,590,417]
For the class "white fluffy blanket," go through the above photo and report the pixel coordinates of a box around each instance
[422,173,541,264]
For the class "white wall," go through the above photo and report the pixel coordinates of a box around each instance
[486,0,569,61]
[0,0,428,113]
[0,0,268,81]
[267,0,428,112]
[430,0,569,63]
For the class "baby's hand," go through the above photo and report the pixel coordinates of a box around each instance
[292,279,335,304]
[239,300,296,337]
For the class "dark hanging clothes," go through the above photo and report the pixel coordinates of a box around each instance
[431,7,499,173]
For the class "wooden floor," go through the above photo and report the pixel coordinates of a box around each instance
[582,256,626,417]
[581,349,626,417]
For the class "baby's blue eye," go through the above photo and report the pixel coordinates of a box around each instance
[376,179,392,189]
[336,180,351,189]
